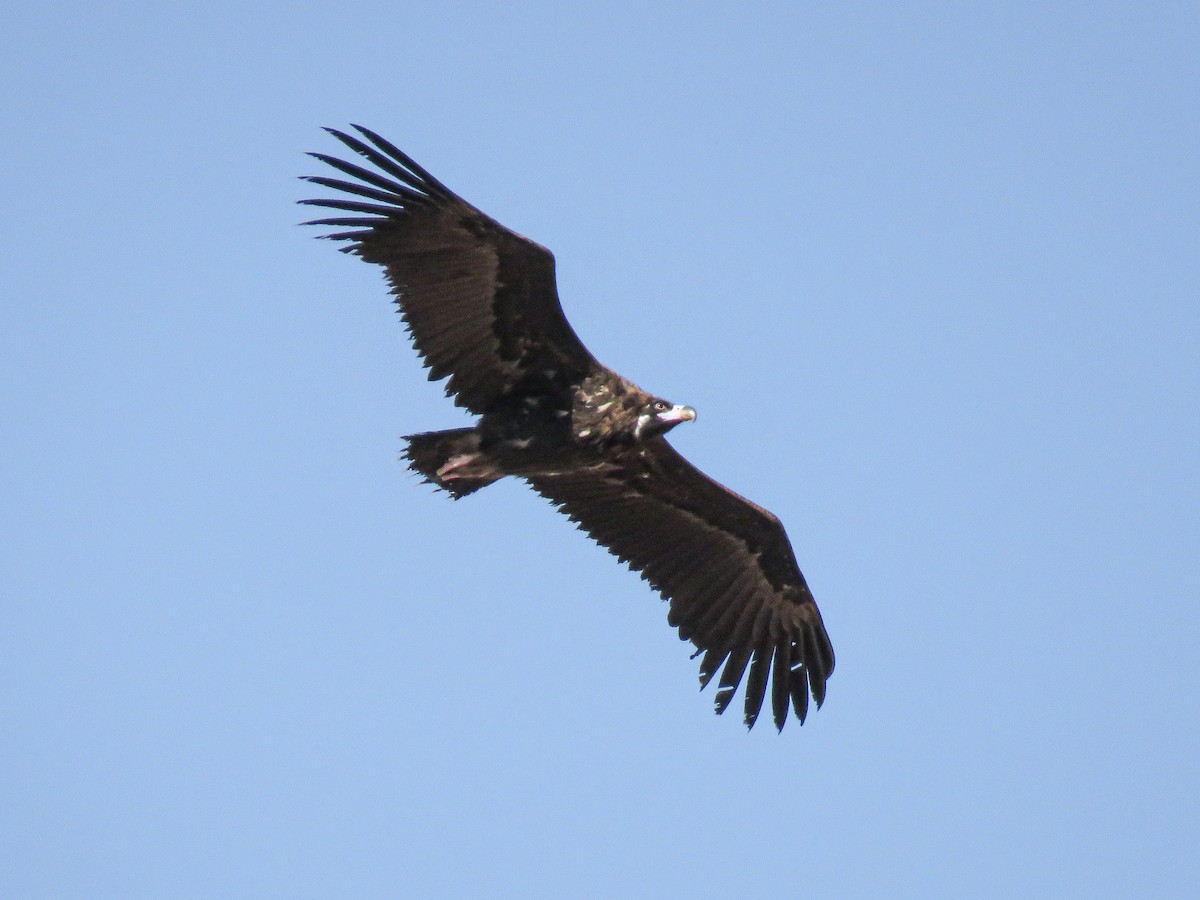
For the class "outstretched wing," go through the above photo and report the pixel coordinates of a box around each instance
[301,125,600,413]
[527,439,834,730]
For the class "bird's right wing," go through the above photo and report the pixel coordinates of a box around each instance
[301,126,600,413]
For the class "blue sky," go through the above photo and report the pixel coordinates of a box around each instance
[3,2,1198,897]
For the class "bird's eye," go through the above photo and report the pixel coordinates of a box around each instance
[653,400,668,412]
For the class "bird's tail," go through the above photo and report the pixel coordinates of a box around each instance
[402,428,502,499]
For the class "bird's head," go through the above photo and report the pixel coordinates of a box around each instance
[634,397,697,439]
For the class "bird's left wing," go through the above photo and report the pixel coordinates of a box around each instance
[526,439,834,730]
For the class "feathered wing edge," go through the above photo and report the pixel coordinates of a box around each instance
[298,124,459,247]
[527,443,834,731]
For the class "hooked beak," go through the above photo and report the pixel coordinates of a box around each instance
[657,404,697,426]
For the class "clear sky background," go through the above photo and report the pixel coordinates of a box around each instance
[3,2,1198,897]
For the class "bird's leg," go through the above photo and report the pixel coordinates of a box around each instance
[436,454,478,481]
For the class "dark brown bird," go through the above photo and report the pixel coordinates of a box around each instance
[301,125,834,730]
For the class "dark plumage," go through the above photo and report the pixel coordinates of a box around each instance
[301,125,834,730]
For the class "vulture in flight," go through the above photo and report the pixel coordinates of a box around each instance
[301,126,834,730]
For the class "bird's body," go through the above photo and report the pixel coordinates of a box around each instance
[303,126,833,730]
[412,369,696,490]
